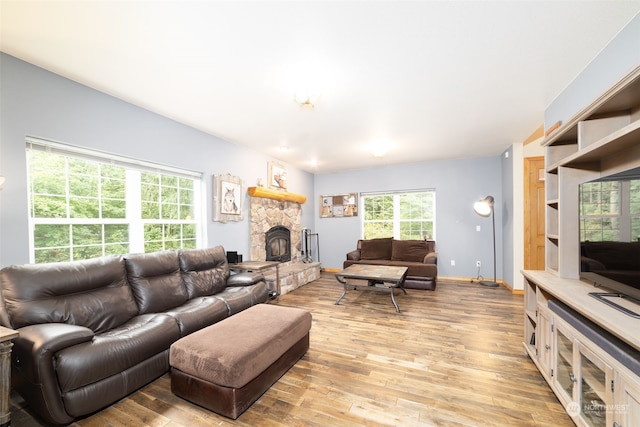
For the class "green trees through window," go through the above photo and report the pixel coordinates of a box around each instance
[362,191,435,240]
[27,142,201,263]
[579,179,640,242]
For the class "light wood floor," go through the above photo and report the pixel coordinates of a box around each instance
[11,273,573,426]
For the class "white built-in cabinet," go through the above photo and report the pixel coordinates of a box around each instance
[523,65,640,426]
[523,274,640,427]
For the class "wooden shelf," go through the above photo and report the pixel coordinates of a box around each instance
[248,186,307,203]
[559,119,640,168]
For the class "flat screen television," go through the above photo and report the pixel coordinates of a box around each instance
[579,167,640,310]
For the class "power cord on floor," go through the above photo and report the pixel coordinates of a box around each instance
[470,265,484,283]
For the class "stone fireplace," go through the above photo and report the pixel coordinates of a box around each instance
[249,198,302,262]
[249,194,320,295]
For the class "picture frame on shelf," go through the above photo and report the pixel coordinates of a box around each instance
[320,193,358,218]
[213,173,244,222]
[268,161,287,191]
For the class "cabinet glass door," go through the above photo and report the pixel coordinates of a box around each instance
[555,327,575,403]
[615,373,640,427]
[579,346,608,427]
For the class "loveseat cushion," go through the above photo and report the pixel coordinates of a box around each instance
[125,251,187,314]
[360,237,393,260]
[391,239,429,262]
[343,259,437,278]
[0,256,138,333]
[179,246,230,298]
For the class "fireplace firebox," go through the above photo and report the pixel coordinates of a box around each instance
[265,226,291,262]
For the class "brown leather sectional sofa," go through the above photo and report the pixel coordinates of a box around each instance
[0,246,268,425]
[343,237,438,290]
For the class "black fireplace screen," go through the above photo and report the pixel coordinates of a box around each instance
[265,225,291,262]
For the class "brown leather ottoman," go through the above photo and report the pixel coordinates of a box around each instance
[169,304,312,419]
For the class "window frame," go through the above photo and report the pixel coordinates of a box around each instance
[26,137,204,263]
[579,179,639,242]
[360,189,436,240]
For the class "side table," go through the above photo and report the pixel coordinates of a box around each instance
[230,261,280,299]
[0,327,18,427]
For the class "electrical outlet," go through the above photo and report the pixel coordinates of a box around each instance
[451,260,455,266]
[476,260,481,267]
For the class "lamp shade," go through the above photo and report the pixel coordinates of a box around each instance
[473,195,494,217]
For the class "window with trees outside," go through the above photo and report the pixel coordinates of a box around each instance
[579,179,640,242]
[27,139,202,263]
[362,190,435,240]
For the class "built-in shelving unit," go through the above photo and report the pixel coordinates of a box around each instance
[543,65,640,280]
[524,65,640,426]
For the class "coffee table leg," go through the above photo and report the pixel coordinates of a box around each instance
[335,274,348,305]
[390,287,400,313]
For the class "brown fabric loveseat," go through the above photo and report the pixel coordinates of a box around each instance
[0,245,268,425]
[343,238,438,290]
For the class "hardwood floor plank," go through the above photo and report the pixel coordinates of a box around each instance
[11,274,573,426]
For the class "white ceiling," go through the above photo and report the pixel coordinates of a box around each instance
[2,1,640,173]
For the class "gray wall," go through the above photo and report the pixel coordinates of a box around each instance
[313,157,503,278]
[0,53,315,267]
[545,13,640,127]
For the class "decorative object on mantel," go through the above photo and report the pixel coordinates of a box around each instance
[268,161,287,191]
[320,193,358,218]
[248,186,306,204]
[212,173,244,222]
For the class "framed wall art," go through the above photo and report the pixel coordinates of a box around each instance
[268,161,287,191]
[213,173,244,222]
[320,193,358,218]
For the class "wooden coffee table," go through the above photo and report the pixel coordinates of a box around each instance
[335,264,408,312]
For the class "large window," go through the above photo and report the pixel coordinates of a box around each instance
[27,139,202,263]
[580,179,640,242]
[362,190,435,240]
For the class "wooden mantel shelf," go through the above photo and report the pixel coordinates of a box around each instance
[248,186,307,204]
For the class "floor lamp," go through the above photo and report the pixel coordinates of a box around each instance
[473,195,499,287]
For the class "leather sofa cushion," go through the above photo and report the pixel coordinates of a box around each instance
[55,313,181,392]
[391,239,428,262]
[360,237,393,260]
[125,251,188,314]
[164,297,229,336]
[0,256,137,333]
[179,246,229,298]
[214,281,269,315]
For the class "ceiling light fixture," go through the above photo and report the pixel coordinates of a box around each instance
[294,88,320,109]
[370,141,390,158]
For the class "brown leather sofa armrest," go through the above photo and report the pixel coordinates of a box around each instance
[13,323,94,383]
[346,250,361,261]
[227,272,265,287]
[11,323,93,425]
[423,251,438,265]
